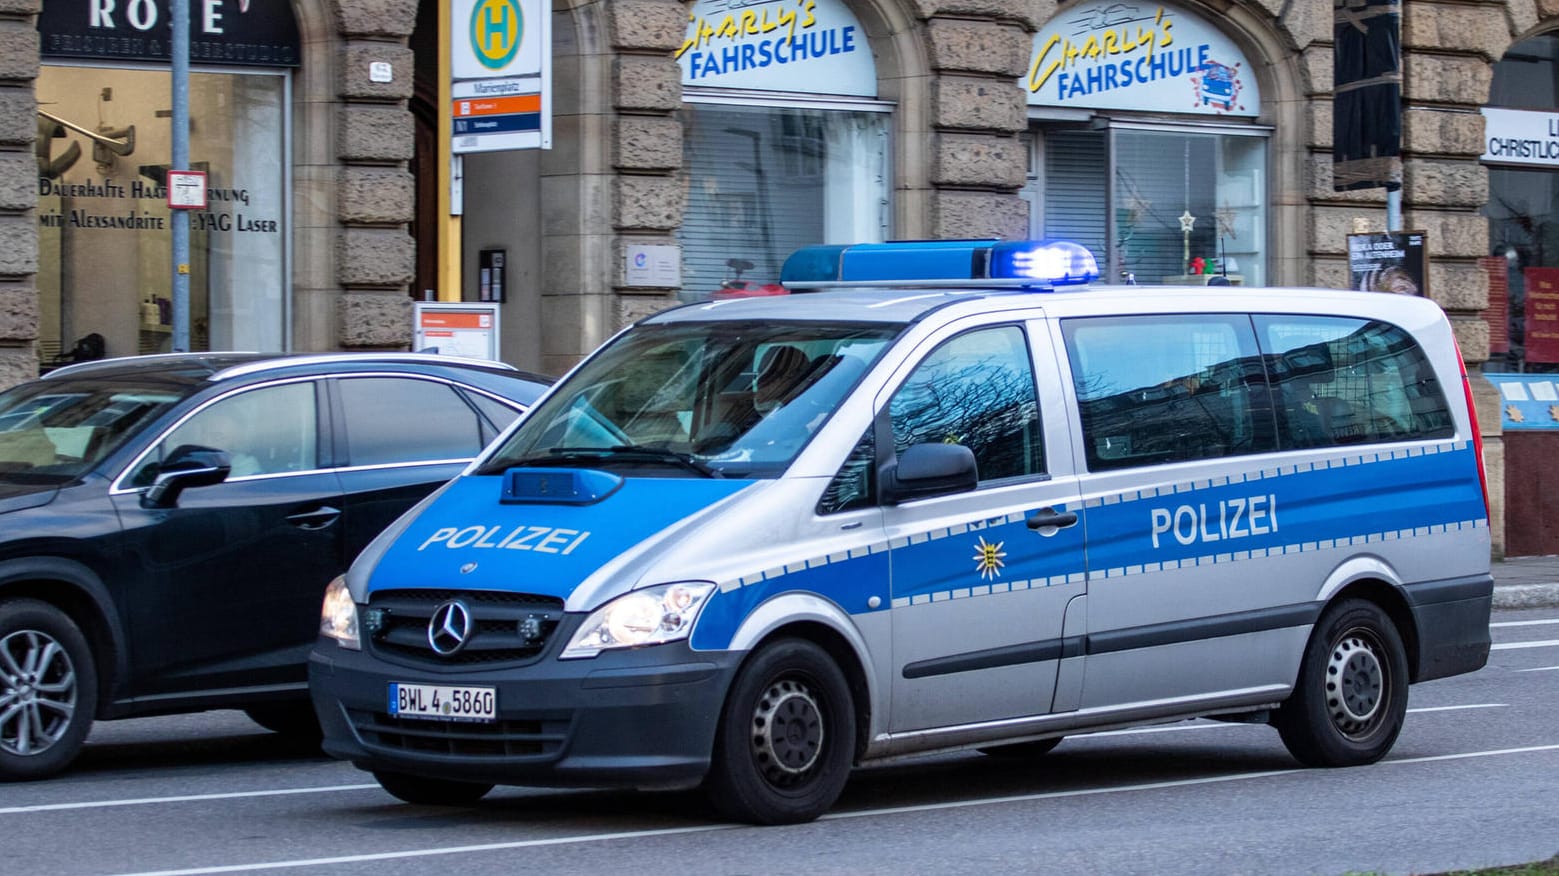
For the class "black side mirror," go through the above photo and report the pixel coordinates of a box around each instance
[881,442,977,505]
[142,445,232,509]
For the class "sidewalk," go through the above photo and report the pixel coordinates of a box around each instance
[1493,555,1559,609]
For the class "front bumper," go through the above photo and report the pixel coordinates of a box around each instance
[309,635,744,791]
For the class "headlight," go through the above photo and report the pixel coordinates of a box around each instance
[561,582,715,659]
[319,575,361,650]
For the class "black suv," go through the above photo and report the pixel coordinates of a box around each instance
[0,353,549,779]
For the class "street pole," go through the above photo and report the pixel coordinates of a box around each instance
[171,0,191,351]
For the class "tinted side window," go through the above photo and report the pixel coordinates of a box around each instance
[1255,316,1454,448]
[462,390,524,443]
[1064,315,1273,471]
[135,382,319,484]
[889,326,1044,483]
[338,377,486,466]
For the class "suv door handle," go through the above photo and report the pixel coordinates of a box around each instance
[286,505,341,530]
[1027,507,1079,531]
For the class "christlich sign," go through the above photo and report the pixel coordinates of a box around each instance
[1025,2,1259,116]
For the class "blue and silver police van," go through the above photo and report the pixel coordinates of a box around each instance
[309,240,1492,824]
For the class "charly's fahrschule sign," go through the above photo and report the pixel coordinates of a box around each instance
[39,0,300,67]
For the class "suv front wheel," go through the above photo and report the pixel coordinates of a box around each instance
[0,599,98,781]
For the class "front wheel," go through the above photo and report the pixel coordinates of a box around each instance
[0,599,98,781]
[373,770,493,806]
[1276,599,1409,768]
[705,638,855,825]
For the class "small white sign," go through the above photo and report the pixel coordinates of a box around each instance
[1482,107,1559,168]
[165,170,207,210]
[625,244,682,288]
[369,61,393,83]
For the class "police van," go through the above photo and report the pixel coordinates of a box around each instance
[309,239,1492,824]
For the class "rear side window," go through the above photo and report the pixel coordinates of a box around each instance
[1255,315,1453,448]
[337,377,488,466]
[1064,315,1274,471]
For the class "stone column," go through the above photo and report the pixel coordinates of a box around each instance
[332,0,417,350]
[0,0,38,389]
[917,2,1042,240]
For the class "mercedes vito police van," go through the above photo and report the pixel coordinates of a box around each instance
[309,239,1492,824]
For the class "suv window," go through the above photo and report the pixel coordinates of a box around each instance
[1255,315,1454,448]
[338,377,488,466]
[1064,315,1273,471]
[889,325,1044,483]
[134,381,319,483]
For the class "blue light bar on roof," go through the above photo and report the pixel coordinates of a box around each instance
[780,239,1099,288]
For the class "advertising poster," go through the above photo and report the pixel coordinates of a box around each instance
[1347,231,1426,296]
[1524,267,1559,364]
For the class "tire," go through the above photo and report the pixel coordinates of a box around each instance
[704,638,855,825]
[978,736,1064,758]
[1276,598,1409,768]
[373,770,494,806]
[244,703,323,741]
[0,599,98,781]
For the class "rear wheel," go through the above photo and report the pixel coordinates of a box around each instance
[978,736,1063,758]
[1276,599,1408,767]
[705,638,855,825]
[373,770,493,806]
[0,599,98,781]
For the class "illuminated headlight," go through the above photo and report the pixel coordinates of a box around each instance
[561,582,716,659]
[319,575,361,650]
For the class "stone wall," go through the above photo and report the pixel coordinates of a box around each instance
[0,0,37,388]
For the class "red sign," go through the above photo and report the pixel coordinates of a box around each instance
[1524,267,1559,363]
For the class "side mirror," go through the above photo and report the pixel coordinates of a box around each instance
[881,442,977,505]
[141,445,232,509]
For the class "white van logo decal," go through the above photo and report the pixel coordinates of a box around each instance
[418,524,592,554]
[1149,494,1277,549]
[972,536,1006,579]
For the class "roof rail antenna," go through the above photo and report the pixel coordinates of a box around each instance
[780,239,1099,290]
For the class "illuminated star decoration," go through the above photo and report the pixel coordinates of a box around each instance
[1178,210,1197,233]
[972,536,1006,580]
[1506,405,1524,423]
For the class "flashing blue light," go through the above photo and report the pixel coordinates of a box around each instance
[990,239,1100,286]
[780,239,1099,289]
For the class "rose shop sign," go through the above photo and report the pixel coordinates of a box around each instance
[40,0,301,68]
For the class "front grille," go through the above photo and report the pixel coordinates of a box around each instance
[349,709,567,757]
[364,589,565,666]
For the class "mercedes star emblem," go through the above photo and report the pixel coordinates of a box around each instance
[427,600,474,655]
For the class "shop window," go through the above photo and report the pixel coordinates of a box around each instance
[37,66,287,363]
[678,103,889,300]
[1034,126,1267,287]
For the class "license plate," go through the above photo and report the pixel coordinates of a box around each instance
[388,683,497,722]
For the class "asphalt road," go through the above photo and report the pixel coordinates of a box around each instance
[4,607,1557,876]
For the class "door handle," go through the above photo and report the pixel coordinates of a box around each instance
[286,505,341,530]
[1027,507,1079,531]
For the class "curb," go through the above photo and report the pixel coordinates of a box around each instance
[1493,583,1559,610]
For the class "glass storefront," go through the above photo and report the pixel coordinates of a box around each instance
[36,65,288,364]
[678,102,889,297]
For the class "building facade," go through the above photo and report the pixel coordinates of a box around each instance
[0,0,1551,553]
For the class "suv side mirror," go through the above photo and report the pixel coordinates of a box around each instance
[881,442,977,505]
[142,445,232,509]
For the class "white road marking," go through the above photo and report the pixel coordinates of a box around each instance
[107,743,1559,876]
[1490,618,1559,628]
[1491,639,1559,650]
[1515,665,1559,673]
[0,784,378,815]
[1404,703,1507,713]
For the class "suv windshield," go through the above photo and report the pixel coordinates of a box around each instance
[0,378,188,482]
[482,320,902,478]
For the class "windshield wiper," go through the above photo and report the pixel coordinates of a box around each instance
[499,445,724,478]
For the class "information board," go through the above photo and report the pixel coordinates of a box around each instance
[414,302,501,361]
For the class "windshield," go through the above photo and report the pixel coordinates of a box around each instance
[0,378,188,482]
[482,320,903,478]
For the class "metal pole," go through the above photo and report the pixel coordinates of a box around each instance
[171,0,191,352]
